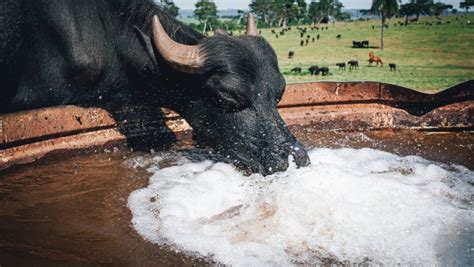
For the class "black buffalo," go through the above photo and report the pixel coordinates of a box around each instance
[319,67,329,76]
[290,67,302,73]
[0,0,310,175]
[348,60,359,70]
[308,66,320,75]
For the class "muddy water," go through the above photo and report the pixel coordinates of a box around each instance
[0,128,472,266]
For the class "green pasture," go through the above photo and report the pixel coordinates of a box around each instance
[258,15,474,92]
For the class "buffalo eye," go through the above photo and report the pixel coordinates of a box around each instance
[205,74,251,112]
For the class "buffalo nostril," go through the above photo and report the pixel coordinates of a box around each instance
[291,141,311,168]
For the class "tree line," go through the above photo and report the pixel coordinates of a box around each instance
[159,0,473,32]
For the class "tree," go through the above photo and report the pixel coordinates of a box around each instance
[159,0,179,17]
[308,0,344,26]
[250,0,278,26]
[371,0,399,50]
[275,0,307,28]
[460,0,474,14]
[411,0,433,21]
[194,0,218,33]
[399,2,417,24]
[430,3,452,18]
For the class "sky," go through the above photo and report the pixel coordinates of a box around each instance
[172,0,462,10]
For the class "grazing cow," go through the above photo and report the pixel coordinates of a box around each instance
[369,52,384,66]
[300,40,304,46]
[308,66,320,75]
[389,63,397,71]
[290,67,302,73]
[0,2,310,175]
[300,32,304,38]
[288,51,295,59]
[271,29,276,34]
[317,34,320,40]
[305,39,309,46]
[312,37,315,43]
[336,63,346,71]
[353,41,363,48]
[319,67,329,76]
[348,60,359,70]
[336,34,341,39]
[362,40,369,47]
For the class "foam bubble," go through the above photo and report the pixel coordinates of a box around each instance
[127,148,474,266]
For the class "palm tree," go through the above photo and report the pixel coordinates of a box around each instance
[371,0,399,50]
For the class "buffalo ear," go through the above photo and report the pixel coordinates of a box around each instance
[133,25,158,66]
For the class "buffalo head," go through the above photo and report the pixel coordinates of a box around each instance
[146,14,310,175]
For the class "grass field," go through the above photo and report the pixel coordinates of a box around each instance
[257,15,474,92]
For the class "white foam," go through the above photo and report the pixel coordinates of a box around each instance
[127,148,474,266]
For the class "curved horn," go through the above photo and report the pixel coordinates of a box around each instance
[246,13,258,36]
[151,15,204,73]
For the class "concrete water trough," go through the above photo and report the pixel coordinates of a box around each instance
[1,80,473,171]
[1,80,473,265]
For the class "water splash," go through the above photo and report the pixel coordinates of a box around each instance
[128,148,474,266]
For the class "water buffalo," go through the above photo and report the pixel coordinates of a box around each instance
[336,63,346,71]
[0,0,310,175]
[290,67,302,73]
[319,67,330,76]
[389,63,397,71]
[348,60,359,70]
[308,66,320,75]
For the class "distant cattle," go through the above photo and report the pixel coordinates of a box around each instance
[300,40,304,46]
[305,39,309,45]
[288,51,295,59]
[319,66,330,76]
[336,63,346,70]
[389,63,397,71]
[348,60,359,70]
[276,34,279,38]
[308,65,320,75]
[362,40,369,47]
[369,52,383,66]
[353,41,363,48]
[317,34,320,40]
[312,37,315,43]
[290,67,302,73]
[336,34,342,39]
[300,32,304,38]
